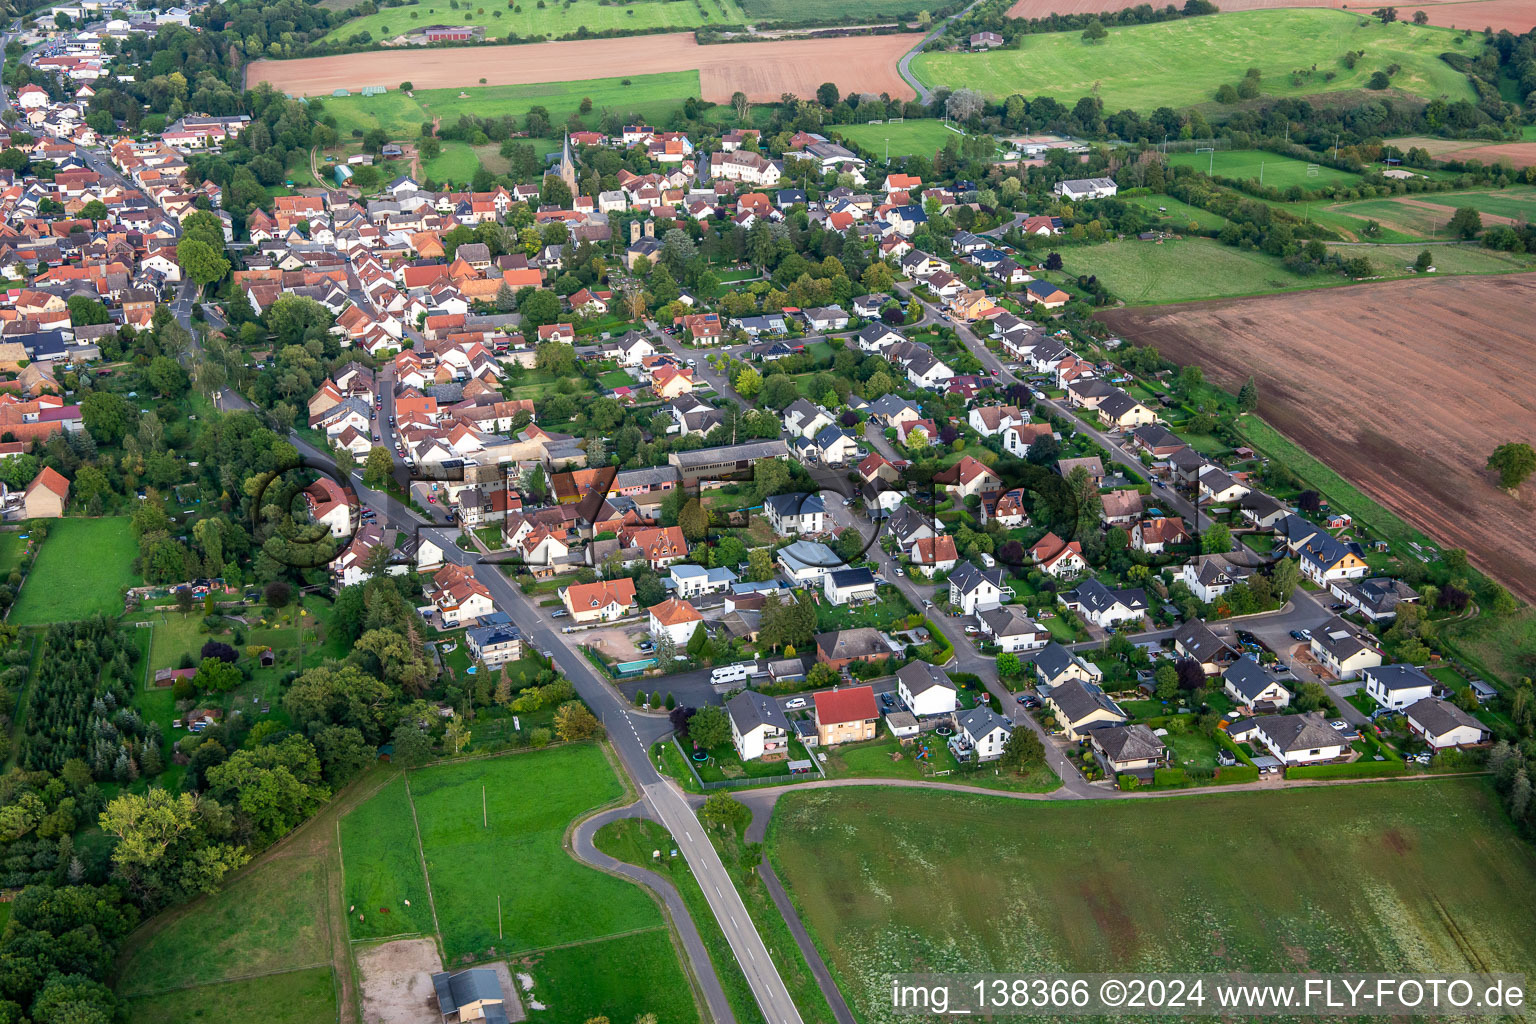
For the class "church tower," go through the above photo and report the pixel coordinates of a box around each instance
[558,131,577,195]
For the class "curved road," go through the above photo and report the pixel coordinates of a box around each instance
[571,802,737,1024]
[897,0,986,104]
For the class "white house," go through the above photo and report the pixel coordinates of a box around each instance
[1363,663,1435,711]
[1222,657,1292,711]
[776,539,845,586]
[977,605,1049,653]
[1310,616,1383,681]
[950,705,1012,763]
[1053,177,1118,201]
[1405,697,1490,750]
[896,661,957,718]
[1060,579,1147,629]
[948,561,1011,615]
[1091,724,1168,776]
[1247,712,1348,765]
[726,690,792,761]
[647,598,704,648]
[763,492,826,536]
[823,567,878,606]
[669,563,738,599]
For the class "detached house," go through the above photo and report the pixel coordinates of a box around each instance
[977,605,1049,653]
[1310,616,1383,681]
[763,492,826,536]
[1091,724,1169,777]
[947,561,1011,615]
[1031,532,1085,578]
[813,685,879,746]
[1405,698,1490,750]
[1033,641,1103,690]
[647,598,704,648]
[1363,663,1435,711]
[1244,712,1347,766]
[909,534,959,577]
[897,661,957,717]
[560,578,638,623]
[428,564,494,626]
[1045,678,1128,740]
[950,705,1013,763]
[1061,579,1147,629]
[727,690,792,761]
[1222,657,1292,711]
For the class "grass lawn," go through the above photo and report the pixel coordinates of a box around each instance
[116,833,332,997]
[421,140,480,186]
[1322,241,1536,277]
[770,779,1536,1021]
[10,517,139,624]
[524,930,701,1024]
[124,967,336,1024]
[1122,192,1231,230]
[406,744,655,960]
[323,0,745,46]
[741,0,925,18]
[598,369,634,389]
[339,773,435,940]
[823,731,1060,793]
[319,72,701,139]
[594,817,766,1024]
[814,593,913,632]
[1446,606,1535,695]
[912,9,1473,111]
[0,530,25,576]
[836,119,975,161]
[140,609,213,671]
[1168,148,1361,192]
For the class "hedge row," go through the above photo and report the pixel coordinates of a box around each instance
[1286,759,1409,780]
[1213,765,1259,785]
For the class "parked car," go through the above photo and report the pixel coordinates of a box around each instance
[550,609,568,618]
[1289,630,1307,641]
[963,625,979,635]
[785,697,808,710]
[637,641,656,653]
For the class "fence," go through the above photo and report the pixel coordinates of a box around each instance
[672,735,825,790]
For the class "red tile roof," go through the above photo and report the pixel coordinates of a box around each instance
[814,685,878,725]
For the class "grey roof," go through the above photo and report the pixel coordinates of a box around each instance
[1223,656,1286,703]
[1047,677,1125,726]
[1404,697,1485,738]
[466,624,522,649]
[886,505,936,545]
[1065,578,1147,616]
[978,604,1040,639]
[612,465,681,489]
[948,560,1005,597]
[1094,723,1165,762]
[1299,531,1356,571]
[1312,615,1377,662]
[670,439,787,468]
[868,393,922,420]
[1096,389,1145,421]
[777,539,843,573]
[1257,712,1343,753]
[432,969,503,1015]
[1277,512,1321,545]
[1032,641,1079,683]
[1364,663,1435,692]
[958,704,1013,741]
[1130,422,1183,449]
[726,689,790,735]
[1174,618,1234,663]
[815,627,890,661]
[1336,577,1419,616]
[896,660,953,697]
[764,491,826,517]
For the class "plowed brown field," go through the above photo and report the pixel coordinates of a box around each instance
[1003,0,1533,32]
[1099,275,1536,603]
[247,32,920,102]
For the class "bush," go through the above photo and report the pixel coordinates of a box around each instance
[1286,759,1408,780]
[1153,766,1191,787]
[1214,764,1259,784]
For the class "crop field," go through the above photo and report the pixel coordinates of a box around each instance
[405,744,656,960]
[1098,273,1536,603]
[836,119,977,161]
[10,517,138,624]
[250,32,918,102]
[770,780,1536,1024]
[741,0,926,18]
[317,72,700,138]
[1167,148,1361,191]
[322,0,746,46]
[913,10,1473,111]
[339,774,435,940]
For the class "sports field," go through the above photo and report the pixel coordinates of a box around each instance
[836,119,975,161]
[1168,148,1361,191]
[319,72,700,138]
[10,517,138,624]
[770,781,1536,1024]
[913,9,1474,111]
[323,0,746,46]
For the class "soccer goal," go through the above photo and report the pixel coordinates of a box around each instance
[1306,164,1320,177]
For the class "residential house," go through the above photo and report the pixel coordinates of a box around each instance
[1329,577,1420,622]
[813,685,879,746]
[1180,555,1250,604]
[1032,641,1103,690]
[1091,724,1168,777]
[560,578,638,623]
[1363,663,1435,710]
[1099,489,1143,527]
[1173,618,1237,676]
[1247,712,1347,765]
[1298,532,1368,585]
[1061,579,1147,629]
[777,539,845,585]
[428,564,494,626]
[977,605,1049,652]
[23,466,69,517]
[815,628,895,670]
[465,624,523,667]
[1132,516,1190,554]
[1044,677,1128,740]
[948,561,1011,615]
[897,661,957,717]
[1405,697,1490,750]
[967,404,1026,437]
[824,567,878,606]
[727,690,792,761]
[647,597,704,649]
[669,563,738,599]
[909,534,958,577]
[1024,280,1070,308]
[950,705,1012,763]
[1309,615,1383,680]
[934,455,1000,500]
[763,492,826,536]
[1053,177,1118,201]
[1223,657,1292,710]
[1031,532,1085,578]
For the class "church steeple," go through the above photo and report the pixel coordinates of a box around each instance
[559,130,577,195]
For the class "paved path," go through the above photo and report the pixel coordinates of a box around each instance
[896,0,985,104]
[571,802,737,1024]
